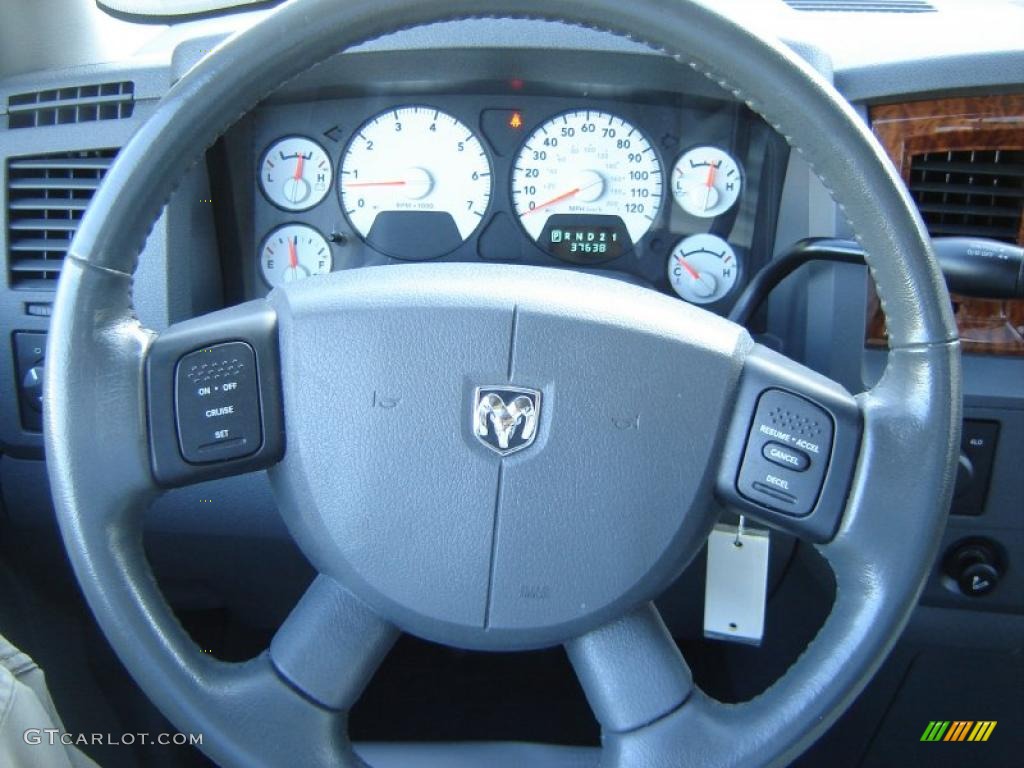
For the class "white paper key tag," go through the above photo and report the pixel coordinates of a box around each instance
[703,519,770,646]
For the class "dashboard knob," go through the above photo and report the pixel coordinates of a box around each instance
[945,540,1001,597]
[957,562,999,597]
[22,363,44,412]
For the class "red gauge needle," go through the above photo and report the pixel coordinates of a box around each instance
[675,256,701,280]
[343,180,408,188]
[293,154,305,181]
[705,162,717,189]
[701,162,719,211]
[520,176,604,218]
[521,186,580,217]
[287,237,298,269]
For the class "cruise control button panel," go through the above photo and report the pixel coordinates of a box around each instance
[737,389,834,517]
[715,347,860,543]
[175,342,262,463]
[146,302,283,487]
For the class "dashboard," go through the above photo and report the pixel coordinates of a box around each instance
[222,56,788,314]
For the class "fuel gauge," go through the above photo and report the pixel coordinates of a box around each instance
[259,224,332,288]
[259,136,333,211]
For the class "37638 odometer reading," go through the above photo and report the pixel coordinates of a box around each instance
[542,218,629,262]
[511,110,663,262]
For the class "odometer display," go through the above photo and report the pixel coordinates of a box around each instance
[541,216,630,263]
[512,110,663,260]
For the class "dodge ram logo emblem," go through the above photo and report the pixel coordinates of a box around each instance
[473,386,541,456]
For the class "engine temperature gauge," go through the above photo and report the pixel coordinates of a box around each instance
[671,146,742,218]
[259,136,333,211]
[667,234,739,305]
[259,224,332,288]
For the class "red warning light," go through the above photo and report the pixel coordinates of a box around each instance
[509,111,524,130]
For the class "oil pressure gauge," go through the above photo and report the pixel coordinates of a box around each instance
[667,233,739,305]
[259,136,333,211]
[259,224,332,287]
[671,146,742,218]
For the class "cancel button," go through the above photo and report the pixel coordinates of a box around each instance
[762,441,810,472]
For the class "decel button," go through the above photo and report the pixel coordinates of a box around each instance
[174,342,262,463]
[762,441,810,471]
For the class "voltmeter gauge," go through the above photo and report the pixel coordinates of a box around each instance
[259,224,332,288]
[259,136,333,211]
[667,234,739,305]
[671,146,742,218]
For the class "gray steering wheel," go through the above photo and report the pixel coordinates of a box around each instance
[45,0,961,766]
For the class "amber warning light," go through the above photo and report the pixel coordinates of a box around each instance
[509,112,524,129]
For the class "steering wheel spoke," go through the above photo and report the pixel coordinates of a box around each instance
[270,574,399,711]
[715,343,862,544]
[145,299,285,487]
[566,602,693,734]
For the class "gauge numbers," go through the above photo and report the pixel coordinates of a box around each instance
[512,110,662,261]
[259,136,333,211]
[672,146,742,218]
[339,107,492,260]
[260,224,332,288]
[667,234,739,305]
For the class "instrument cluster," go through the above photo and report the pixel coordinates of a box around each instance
[244,90,787,313]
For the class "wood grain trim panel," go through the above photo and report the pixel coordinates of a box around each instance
[867,95,1024,356]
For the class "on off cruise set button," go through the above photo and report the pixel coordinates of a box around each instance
[174,341,262,463]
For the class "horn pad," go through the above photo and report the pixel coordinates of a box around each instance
[268,264,749,650]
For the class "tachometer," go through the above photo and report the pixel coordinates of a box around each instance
[511,110,662,262]
[339,107,492,260]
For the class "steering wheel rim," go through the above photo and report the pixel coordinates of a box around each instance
[44,1,960,766]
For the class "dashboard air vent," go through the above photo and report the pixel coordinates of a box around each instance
[6,82,134,129]
[783,0,936,11]
[908,149,1024,243]
[6,150,117,290]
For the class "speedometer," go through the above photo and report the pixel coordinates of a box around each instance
[511,110,663,263]
[339,106,492,260]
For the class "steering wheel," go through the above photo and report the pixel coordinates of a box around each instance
[45,0,961,766]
